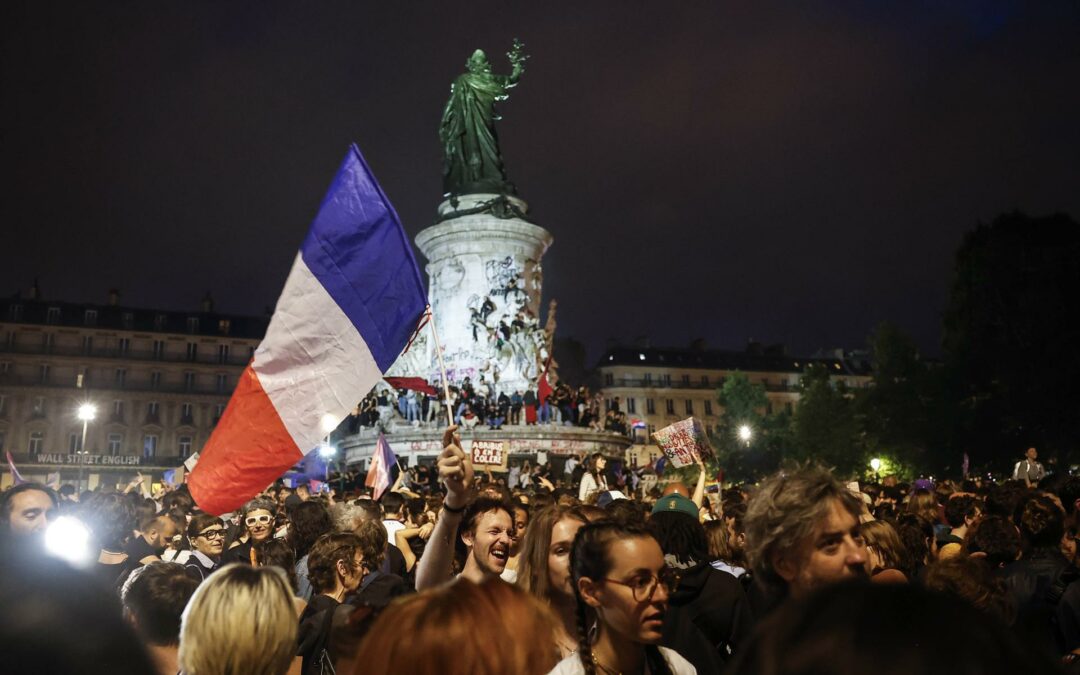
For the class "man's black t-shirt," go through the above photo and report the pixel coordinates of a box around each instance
[124,535,159,565]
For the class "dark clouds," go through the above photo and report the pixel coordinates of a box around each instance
[3,1,1078,361]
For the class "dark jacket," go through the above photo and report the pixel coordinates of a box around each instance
[1003,549,1078,657]
[660,562,754,671]
[297,594,341,675]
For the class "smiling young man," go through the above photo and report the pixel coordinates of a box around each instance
[744,465,868,606]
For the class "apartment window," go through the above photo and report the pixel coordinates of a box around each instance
[604,373,614,386]
[216,373,228,393]
[646,398,656,414]
[122,312,134,329]
[218,344,230,364]
[46,307,60,324]
[152,340,165,359]
[704,400,714,416]
[685,399,693,415]
[179,436,193,457]
[627,398,636,414]
[112,399,124,421]
[76,367,88,388]
[643,373,652,385]
[186,343,198,361]
[107,433,123,455]
[150,371,161,389]
[681,374,690,386]
[114,368,127,388]
[665,399,675,415]
[3,332,12,347]
[9,304,23,321]
[147,401,160,421]
[661,374,671,386]
[218,319,231,335]
[39,364,50,384]
[28,430,44,453]
[82,335,93,354]
[187,317,199,334]
[84,309,98,326]
[68,433,82,452]
[701,375,709,386]
[181,402,194,424]
[785,401,794,414]
[647,424,656,437]
[117,337,130,355]
[32,396,46,417]
[184,372,195,391]
[42,333,54,351]
[213,403,225,425]
[154,314,167,330]
[143,434,158,457]
[0,361,10,375]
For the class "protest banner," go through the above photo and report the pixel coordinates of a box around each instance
[652,417,715,468]
[470,439,508,469]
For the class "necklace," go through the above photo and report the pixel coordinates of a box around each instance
[591,651,623,675]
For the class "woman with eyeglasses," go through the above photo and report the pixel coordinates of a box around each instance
[184,513,226,580]
[225,497,278,565]
[297,532,368,675]
[551,522,696,675]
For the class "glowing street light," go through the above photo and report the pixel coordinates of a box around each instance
[738,424,753,446]
[318,444,336,459]
[76,403,97,493]
[45,516,93,567]
[320,414,339,435]
[870,458,883,473]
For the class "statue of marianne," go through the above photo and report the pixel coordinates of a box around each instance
[439,40,527,198]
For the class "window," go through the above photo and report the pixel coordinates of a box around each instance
[84,309,98,326]
[153,340,165,359]
[42,333,54,351]
[646,398,656,414]
[76,367,88,388]
[114,368,127,387]
[186,343,198,361]
[767,401,774,414]
[179,436,193,457]
[3,332,12,347]
[112,399,124,421]
[122,312,134,329]
[46,307,60,324]
[665,399,675,415]
[107,433,123,455]
[216,373,228,393]
[0,361,10,375]
[704,400,714,416]
[661,374,671,386]
[28,430,44,453]
[701,375,709,386]
[154,314,167,330]
[681,374,690,386]
[117,337,130,355]
[218,319,231,335]
[213,403,226,425]
[0,394,6,415]
[32,396,46,417]
[218,344,230,364]
[9,304,23,321]
[187,317,199,334]
[184,372,195,391]
[181,402,194,424]
[627,398,636,414]
[643,373,652,385]
[150,371,161,389]
[785,402,794,414]
[82,335,93,354]
[685,399,693,415]
[143,434,158,457]
[68,433,82,452]
[604,373,614,386]
[147,401,160,420]
[39,364,50,384]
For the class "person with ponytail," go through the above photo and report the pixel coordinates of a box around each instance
[518,504,591,659]
[550,522,697,674]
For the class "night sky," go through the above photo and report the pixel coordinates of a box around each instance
[4,2,1079,363]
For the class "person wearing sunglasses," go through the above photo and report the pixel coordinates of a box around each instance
[553,522,696,675]
[297,532,369,675]
[184,513,226,580]
[225,497,278,565]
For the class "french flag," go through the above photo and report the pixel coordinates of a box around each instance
[188,145,427,515]
[365,433,398,500]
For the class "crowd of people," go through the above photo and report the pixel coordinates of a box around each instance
[1,436,1076,674]
[349,379,630,434]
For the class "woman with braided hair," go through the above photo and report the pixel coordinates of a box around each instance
[549,522,696,674]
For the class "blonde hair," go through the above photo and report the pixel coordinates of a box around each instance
[178,563,297,675]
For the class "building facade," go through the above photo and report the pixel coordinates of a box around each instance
[0,293,267,489]
[597,344,872,467]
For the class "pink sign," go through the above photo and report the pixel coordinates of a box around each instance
[652,417,715,468]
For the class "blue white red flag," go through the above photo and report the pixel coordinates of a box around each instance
[365,433,398,500]
[188,145,427,515]
[630,418,647,430]
[6,451,26,485]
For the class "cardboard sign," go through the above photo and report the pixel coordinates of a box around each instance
[471,440,508,469]
[652,417,715,468]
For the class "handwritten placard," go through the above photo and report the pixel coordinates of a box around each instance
[471,440,508,469]
[652,417,715,468]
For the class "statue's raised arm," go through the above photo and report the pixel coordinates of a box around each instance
[439,40,528,197]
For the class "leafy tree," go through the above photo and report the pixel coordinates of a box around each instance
[710,371,783,481]
[791,364,862,477]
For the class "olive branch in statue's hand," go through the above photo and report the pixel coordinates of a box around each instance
[508,38,528,66]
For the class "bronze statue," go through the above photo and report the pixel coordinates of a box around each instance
[439,40,527,197]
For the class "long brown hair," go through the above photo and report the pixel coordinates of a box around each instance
[345,578,558,675]
[517,505,589,599]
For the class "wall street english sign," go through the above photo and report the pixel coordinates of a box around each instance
[34,454,144,466]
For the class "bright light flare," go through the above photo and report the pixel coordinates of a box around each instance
[318,445,336,458]
[320,414,339,434]
[45,516,93,567]
[77,403,97,422]
[737,425,753,442]
[870,458,883,472]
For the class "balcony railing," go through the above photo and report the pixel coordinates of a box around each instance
[0,373,233,397]
[605,378,798,393]
[0,342,250,367]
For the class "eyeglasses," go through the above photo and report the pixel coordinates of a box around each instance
[603,568,680,602]
[198,529,226,540]
[245,514,273,526]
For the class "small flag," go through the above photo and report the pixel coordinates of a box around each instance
[654,455,667,476]
[6,451,26,485]
[630,418,647,430]
[188,145,427,515]
[183,452,200,473]
[309,479,327,494]
[537,358,553,404]
[384,377,439,397]
[365,433,398,501]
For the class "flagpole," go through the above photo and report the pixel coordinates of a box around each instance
[426,306,455,427]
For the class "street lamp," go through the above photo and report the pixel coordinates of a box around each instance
[870,458,882,473]
[319,444,336,482]
[76,403,96,493]
[738,424,753,447]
